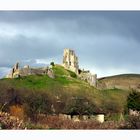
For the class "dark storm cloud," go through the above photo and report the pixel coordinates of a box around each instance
[0,11,140,78]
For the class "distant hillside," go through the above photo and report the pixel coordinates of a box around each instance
[98,74,140,91]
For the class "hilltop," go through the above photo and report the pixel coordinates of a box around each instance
[1,65,93,91]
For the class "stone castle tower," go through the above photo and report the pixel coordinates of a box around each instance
[62,48,97,87]
[62,48,79,74]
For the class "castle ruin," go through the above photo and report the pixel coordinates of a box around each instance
[6,48,97,87]
[62,48,97,87]
[63,48,79,74]
[6,62,55,79]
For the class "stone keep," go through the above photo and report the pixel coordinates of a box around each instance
[63,48,79,74]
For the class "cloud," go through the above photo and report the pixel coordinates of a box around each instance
[0,67,11,78]
[0,11,140,78]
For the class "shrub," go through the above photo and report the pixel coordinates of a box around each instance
[102,101,123,114]
[0,88,24,112]
[64,97,100,116]
[67,70,77,78]
[127,90,140,111]
[9,105,25,120]
[24,91,53,121]
[50,62,55,66]
[121,115,140,129]
[0,111,25,129]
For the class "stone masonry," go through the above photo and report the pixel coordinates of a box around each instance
[79,70,97,87]
[62,48,97,87]
[6,62,55,79]
[63,48,79,74]
[6,48,97,87]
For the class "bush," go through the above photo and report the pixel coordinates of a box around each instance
[0,111,25,129]
[24,91,53,121]
[67,70,77,78]
[0,88,24,112]
[64,97,100,116]
[102,101,123,114]
[50,62,55,66]
[9,105,25,120]
[127,90,140,111]
[122,115,140,129]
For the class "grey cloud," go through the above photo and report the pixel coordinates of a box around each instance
[0,67,11,78]
[0,11,140,78]
[0,35,61,66]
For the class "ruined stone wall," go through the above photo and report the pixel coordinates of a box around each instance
[6,63,55,79]
[78,71,97,87]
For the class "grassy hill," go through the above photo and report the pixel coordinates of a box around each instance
[0,65,92,90]
[0,66,140,129]
[0,65,131,123]
[0,65,129,103]
[98,74,140,91]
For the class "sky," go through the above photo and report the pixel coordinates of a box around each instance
[0,11,140,78]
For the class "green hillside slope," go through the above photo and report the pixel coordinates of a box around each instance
[0,65,92,90]
[0,65,130,122]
